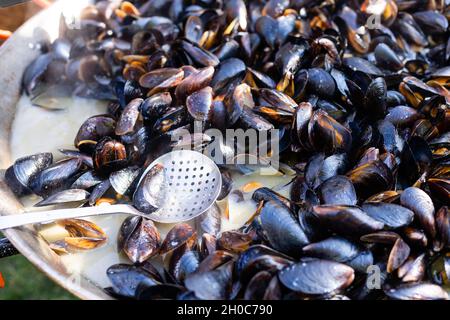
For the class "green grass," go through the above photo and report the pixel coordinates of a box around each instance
[0,239,77,300]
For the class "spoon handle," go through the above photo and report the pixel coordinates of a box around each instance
[0,204,138,230]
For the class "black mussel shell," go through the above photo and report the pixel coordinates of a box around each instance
[235,244,291,276]
[29,157,84,198]
[364,77,387,118]
[312,205,385,236]
[387,237,411,273]
[362,202,414,229]
[136,283,186,300]
[5,152,53,196]
[115,98,142,136]
[75,115,116,153]
[253,187,292,210]
[184,260,234,300]
[186,86,213,122]
[175,66,214,102]
[244,271,273,300]
[35,189,90,207]
[211,58,246,93]
[347,160,393,200]
[306,68,336,99]
[308,110,352,154]
[141,92,173,121]
[279,258,355,295]
[374,43,403,71]
[257,200,310,256]
[106,264,160,298]
[302,236,360,263]
[319,175,357,206]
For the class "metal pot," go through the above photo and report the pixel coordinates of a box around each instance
[0,0,111,300]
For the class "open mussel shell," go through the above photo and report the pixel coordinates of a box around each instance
[347,160,393,200]
[278,258,355,296]
[139,67,184,93]
[56,218,107,251]
[23,53,59,96]
[429,255,450,286]
[75,115,116,153]
[118,216,161,264]
[5,152,53,196]
[93,137,128,175]
[160,223,197,255]
[217,230,253,254]
[308,110,352,154]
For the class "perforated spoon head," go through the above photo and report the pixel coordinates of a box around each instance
[136,150,222,223]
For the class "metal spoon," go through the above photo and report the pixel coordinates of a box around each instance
[0,150,222,229]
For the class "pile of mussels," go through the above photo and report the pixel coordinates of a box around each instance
[5,0,450,300]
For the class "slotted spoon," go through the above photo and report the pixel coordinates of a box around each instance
[0,150,222,229]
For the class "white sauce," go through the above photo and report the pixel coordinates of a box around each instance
[10,95,292,289]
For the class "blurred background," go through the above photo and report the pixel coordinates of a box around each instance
[0,0,76,300]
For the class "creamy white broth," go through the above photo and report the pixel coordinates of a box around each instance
[10,94,292,288]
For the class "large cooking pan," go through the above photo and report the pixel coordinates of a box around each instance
[0,0,111,300]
